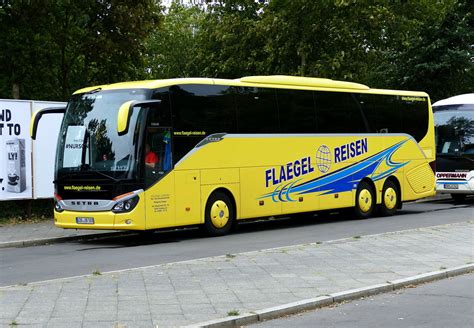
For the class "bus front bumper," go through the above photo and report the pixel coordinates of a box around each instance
[54,209,145,230]
[436,178,474,195]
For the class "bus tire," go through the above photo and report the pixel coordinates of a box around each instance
[451,194,466,202]
[379,180,399,217]
[204,191,235,236]
[354,181,375,219]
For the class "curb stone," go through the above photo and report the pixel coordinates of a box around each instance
[185,264,474,328]
[0,231,131,248]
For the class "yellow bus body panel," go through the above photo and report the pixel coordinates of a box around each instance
[144,172,176,230]
[174,134,435,221]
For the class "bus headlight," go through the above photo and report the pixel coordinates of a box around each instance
[112,195,139,213]
[54,201,64,213]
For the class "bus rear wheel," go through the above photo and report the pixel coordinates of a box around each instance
[379,180,399,217]
[204,191,235,236]
[354,181,375,219]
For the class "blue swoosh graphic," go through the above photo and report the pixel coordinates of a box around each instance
[259,139,410,202]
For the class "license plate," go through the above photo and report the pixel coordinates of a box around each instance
[444,184,459,190]
[76,217,94,224]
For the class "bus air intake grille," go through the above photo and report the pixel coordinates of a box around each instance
[407,163,435,194]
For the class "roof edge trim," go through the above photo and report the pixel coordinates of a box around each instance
[238,75,370,90]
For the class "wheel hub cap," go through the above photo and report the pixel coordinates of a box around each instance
[210,200,229,228]
[384,187,397,210]
[359,189,372,213]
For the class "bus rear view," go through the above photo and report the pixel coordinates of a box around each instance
[433,93,474,201]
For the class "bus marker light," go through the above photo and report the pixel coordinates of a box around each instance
[259,201,264,206]
[299,197,303,202]
[125,220,132,225]
[186,207,190,212]
[113,192,134,201]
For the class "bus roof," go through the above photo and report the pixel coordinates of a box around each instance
[432,93,474,107]
[73,75,429,97]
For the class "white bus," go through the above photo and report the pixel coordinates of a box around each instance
[433,93,474,201]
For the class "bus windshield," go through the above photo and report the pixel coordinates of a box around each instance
[56,89,149,180]
[435,108,474,156]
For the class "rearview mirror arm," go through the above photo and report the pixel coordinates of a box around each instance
[30,106,66,140]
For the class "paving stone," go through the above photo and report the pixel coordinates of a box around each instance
[1,221,472,327]
[149,304,182,315]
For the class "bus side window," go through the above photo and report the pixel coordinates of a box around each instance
[359,94,402,135]
[170,84,236,163]
[401,99,429,142]
[277,89,317,133]
[234,87,279,133]
[314,91,366,133]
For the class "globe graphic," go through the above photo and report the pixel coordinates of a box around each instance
[316,145,332,173]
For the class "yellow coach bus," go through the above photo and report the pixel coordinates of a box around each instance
[31,76,436,236]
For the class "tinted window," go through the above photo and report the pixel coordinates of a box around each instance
[358,94,402,134]
[277,89,316,133]
[357,94,428,141]
[314,91,367,133]
[234,87,279,133]
[170,84,236,162]
[401,98,429,142]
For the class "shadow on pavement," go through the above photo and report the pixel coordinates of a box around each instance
[74,196,473,250]
[75,210,356,250]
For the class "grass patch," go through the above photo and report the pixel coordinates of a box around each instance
[227,309,239,316]
[92,269,102,276]
[226,254,236,259]
[0,199,53,225]
[10,320,18,326]
[353,235,361,239]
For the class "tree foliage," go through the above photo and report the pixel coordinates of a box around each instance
[145,2,205,78]
[376,0,473,101]
[0,0,471,102]
[0,0,161,101]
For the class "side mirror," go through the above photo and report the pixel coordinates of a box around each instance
[117,100,161,135]
[30,106,66,140]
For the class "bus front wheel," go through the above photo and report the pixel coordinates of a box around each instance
[204,191,235,236]
[354,181,375,219]
[379,180,399,217]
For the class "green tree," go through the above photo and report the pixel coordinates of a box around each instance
[193,0,268,78]
[145,1,205,78]
[375,0,473,101]
[0,0,161,101]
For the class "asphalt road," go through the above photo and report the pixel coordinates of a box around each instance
[0,198,472,287]
[251,273,474,328]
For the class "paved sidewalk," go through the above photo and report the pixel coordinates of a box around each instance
[0,221,122,247]
[1,221,472,327]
